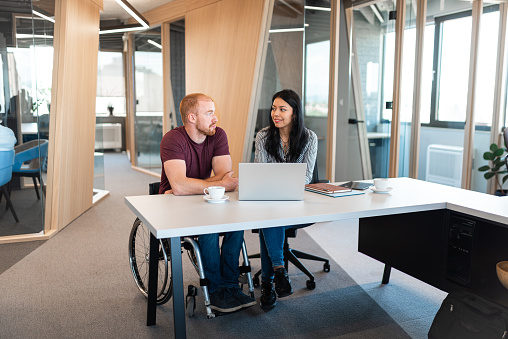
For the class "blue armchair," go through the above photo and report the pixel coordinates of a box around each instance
[11,139,49,200]
[0,150,19,222]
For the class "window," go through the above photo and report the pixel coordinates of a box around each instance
[426,7,499,129]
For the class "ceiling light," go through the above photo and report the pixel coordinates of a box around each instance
[304,6,331,12]
[16,34,53,39]
[269,28,305,33]
[32,10,55,23]
[114,0,149,28]
[99,25,146,35]
[147,39,162,49]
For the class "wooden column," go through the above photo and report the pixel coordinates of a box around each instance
[45,0,102,232]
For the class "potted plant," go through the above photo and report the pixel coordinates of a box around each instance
[478,142,508,195]
[107,104,114,116]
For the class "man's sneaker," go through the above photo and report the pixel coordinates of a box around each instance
[209,287,243,313]
[273,267,293,298]
[260,281,276,309]
[230,287,256,309]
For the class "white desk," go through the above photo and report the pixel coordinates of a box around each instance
[125,178,508,338]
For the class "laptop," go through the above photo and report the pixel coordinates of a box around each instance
[238,163,307,201]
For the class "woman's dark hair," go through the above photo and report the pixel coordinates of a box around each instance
[264,89,308,162]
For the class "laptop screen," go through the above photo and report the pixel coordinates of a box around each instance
[238,163,307,201]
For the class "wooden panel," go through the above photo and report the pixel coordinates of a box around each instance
[326,0,340,182]
[135,0,186,26]
[462,0,483,189]
[124,34,136,165]
[388,0,406,178]
[186,0,268,174]
[45,0,100,232]
[489,4,508,194]
[139,0,221,26]
[408,0,427,179]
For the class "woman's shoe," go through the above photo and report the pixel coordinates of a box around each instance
[273,267,293,298]
[260,281,277,309]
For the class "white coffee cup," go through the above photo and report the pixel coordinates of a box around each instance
[374,178,389,191]
[204,186,225,200]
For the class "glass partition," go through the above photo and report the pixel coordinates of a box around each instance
[472,7,500,193]
[348,1,396,180]
[304,2,331,177]
[133,29,163,174]
[0,0,54,236]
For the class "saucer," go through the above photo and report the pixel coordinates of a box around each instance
[204,195,229,203]
[371,187,393,194]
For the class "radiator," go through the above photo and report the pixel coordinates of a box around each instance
[426,144,463,188]
[95,123,122,150]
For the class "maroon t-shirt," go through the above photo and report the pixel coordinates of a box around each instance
[159,126,230,194]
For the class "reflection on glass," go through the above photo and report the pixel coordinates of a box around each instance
[437,16,471,122]
[418,0,474,191]
[304,2,330,175]
[97,51,126,116]
[473,7,500,194]
[134,30,163,174]
[0,2,54,237]
[350,1,395,180]
[253,0,331,173]
[397,0,418,178]
[170,19,185,127]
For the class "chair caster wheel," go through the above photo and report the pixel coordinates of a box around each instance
[323,262,330,272]
[186,285,198,318]
[306,280,316,290]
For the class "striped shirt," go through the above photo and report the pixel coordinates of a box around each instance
[254,126,318,184]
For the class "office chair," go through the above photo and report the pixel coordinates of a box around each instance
[128,182,254,319]
[11,139,49,200]
[0,150,19,222]
[250,159,331,290]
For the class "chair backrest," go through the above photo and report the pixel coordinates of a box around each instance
[311,157,319,184]
[149,182,161,195]
[13,139,49,171]
[0,150,15,186]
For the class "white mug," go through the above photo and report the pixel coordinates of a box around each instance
[374,178,389,191]
[204,186,225,200]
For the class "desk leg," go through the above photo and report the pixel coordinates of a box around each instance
[170,236,186,339]
[382,265,391,284]
[147,233,159,326]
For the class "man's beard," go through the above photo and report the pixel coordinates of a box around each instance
[197,124,216,136]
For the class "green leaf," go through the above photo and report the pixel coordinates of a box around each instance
[494,148,505,157]
[484,152,495,161]
[503,175,508,184]
[485,172,495,179]
[478,165,490,172]
[494,158,502,165]
[490,143,499,152]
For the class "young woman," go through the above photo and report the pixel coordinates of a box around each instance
[254,89,317,309]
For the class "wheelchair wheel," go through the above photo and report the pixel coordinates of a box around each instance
[129,218,172,305]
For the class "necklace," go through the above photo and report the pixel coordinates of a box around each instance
[281,137,289,154]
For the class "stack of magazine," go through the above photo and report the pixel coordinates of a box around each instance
[305,182,365,198]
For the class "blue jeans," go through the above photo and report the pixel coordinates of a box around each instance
[259,226,288,283]
[197,231,244,294]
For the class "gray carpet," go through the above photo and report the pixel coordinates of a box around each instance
[0,153,411,338]
[0,183,45,237]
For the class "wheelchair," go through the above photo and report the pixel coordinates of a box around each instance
[128,183,255,318]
